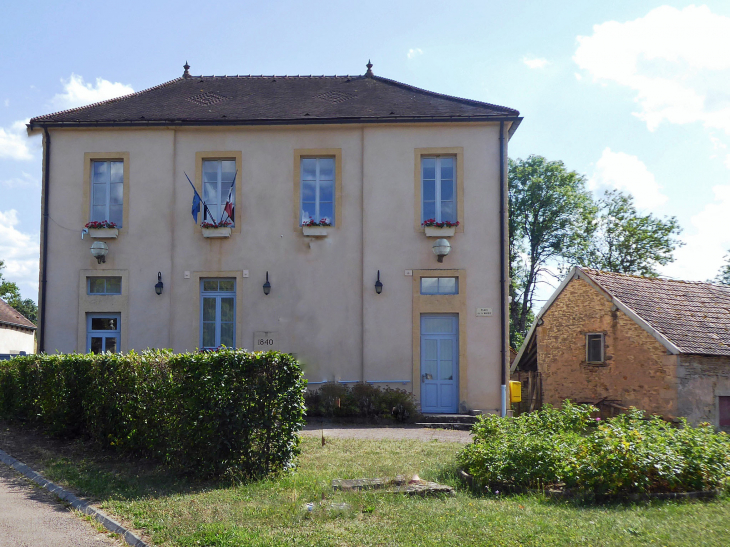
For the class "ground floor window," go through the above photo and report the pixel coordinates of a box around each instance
[86,313,120,353]
[200,279,235,349]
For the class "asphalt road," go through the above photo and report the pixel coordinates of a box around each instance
[0,463,116,547]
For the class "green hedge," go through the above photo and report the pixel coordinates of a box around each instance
[304,381,420,422]
[458,401,730,496]
[0,350,306,478]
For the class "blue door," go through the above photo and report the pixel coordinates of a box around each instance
[420,314,458,413]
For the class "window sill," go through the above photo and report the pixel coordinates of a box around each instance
[202,227,232,238]
[302,226,330,237]
[88,228,119,239]
[424,226,455,237]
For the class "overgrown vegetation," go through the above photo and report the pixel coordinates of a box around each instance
[459,401,730,497]
[0,350,306,478]
[305,382,420,422]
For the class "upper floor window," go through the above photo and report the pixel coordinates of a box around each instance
[421,157,456,224]
[300,157,335,225]
[87,276,121,295]
[586,333,604,363]
[202,160,236,225]
[420,277,458,295]
[91,160,123,227]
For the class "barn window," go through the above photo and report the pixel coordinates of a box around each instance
[586,333,604,363]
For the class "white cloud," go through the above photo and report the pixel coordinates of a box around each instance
[407,48,423,60]
[3,99,8,107]
[0,119,34,161]
[0,209,39,298]
[574,5,730,133]
[663,183,730,281]
[1,172,39,189]
[49,74,134,111]
[523,57,549,69]
[589,147,667,209]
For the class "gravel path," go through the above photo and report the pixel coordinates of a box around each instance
[0,463,117,547]
[301,424,472,443]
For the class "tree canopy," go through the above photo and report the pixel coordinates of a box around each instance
[713,251,730,285]
[584,190,683,277]
[508,156,596,346]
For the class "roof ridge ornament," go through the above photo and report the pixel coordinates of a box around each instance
[365,60,373,77]
[183,61,191,79]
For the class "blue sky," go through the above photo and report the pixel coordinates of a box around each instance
[2,1,730,304]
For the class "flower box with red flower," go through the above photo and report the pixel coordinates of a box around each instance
[85,221,119,239]
[422,219,459,237]
[302,218,332,237]
[201,220,232,238]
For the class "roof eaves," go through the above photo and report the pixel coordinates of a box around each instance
[0,319,37,331]
[371,74,520,116]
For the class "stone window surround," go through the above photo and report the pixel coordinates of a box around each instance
[292,148,342,231]
[194,151,243,234]
[82,152,130,235]
[413,147,464,233]
[77,269,129,352]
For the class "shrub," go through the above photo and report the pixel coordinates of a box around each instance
[0,350,306,479]
[458,402,730,496]
[304,382,419,422]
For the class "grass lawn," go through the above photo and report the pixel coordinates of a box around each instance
[4,428,730,546]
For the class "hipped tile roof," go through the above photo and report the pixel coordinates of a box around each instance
[0,298,36,331]
[583,268,730,357]
[29,71,519,126]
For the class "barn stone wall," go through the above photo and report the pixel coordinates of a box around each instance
[537,277,678,419]
[677,354,730,429]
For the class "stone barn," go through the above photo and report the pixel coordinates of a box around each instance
[511,267,730,430]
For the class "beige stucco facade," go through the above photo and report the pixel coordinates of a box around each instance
[36,121,511,413]
[0,325,35,355]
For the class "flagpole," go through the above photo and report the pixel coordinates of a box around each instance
[220,169,238,224]
[185,172,215,223]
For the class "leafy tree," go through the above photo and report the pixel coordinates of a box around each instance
[509,156,596,343]
[585,190,683,276]
[0,260,37,324]
[712,251,730,285]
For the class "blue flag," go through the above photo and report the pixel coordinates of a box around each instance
[192,192,201,223]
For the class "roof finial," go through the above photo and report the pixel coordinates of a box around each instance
[183,61,191,79]
[365,59,373,77]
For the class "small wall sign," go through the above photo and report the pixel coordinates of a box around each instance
[254,331,278,351]
[476,308,493,317]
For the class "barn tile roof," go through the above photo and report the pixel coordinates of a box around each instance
[0,298,36,331]
[29,66,520,127]
[583,268,730,357]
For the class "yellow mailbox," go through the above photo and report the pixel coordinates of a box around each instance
[509,381,522,403]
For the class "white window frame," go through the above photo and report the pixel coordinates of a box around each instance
[200,279,236,349]
[421,156,456,224]
[300,157,335,225]
[202,159,236,226]
[420,277,459,295]
[86,313,121,354]
[90,160,124,227]
[586,333,605,363]
[87,276,122,295]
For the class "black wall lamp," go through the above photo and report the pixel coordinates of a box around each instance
[375,270,383,294]
[263,271,271,295]
[155,272,164,295]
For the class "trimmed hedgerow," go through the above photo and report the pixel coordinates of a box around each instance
[0,350,306,478]
[305,382,419,422]
[458,401,730,496]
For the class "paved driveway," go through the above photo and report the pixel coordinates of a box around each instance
[301,423,472,443]
[0,463,116,547]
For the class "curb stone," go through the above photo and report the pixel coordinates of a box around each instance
[0,448,148,547]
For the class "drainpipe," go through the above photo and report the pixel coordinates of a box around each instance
[39,127,51,353]
[499,121,507,417]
